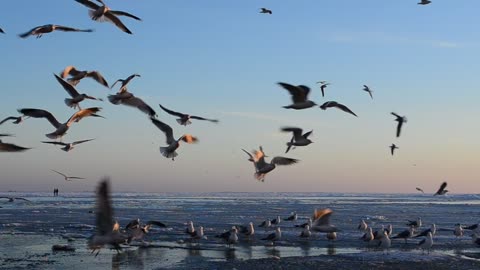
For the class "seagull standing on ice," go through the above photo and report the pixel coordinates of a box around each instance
[378,230,391,254]
[261,227,281,246]
[358,220,368,231]
[295,218,312,228]
[284,212,298,222]
[150,117,198,160]
[392,226,415,244]
[418,232,433,254]
[454,224,464,239]
[259,219,271,230]
[407,217,422,228]
[299,225,311,238]
[415,224,436,238]
[278,82,317,110]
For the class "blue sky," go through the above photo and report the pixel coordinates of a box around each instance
[1,1,480,193]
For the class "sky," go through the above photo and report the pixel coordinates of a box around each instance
[1,0,480,193]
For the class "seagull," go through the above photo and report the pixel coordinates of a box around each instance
[241,147,299,181]
[0,196,31,202]
[320,101,357,117]
[0,27,4,34]
[51,170,85,181]
[190,226,204,243]
[390,144,398,156]
[60,66,109,88]
[415,224,436,238]
[358,220,368,231]
[463,223,480,233]
[19,24,93,39]
[434,182,448,196]
[125,219,166,244]
[159,104,219,126]
[42,139,94,152]
[326,232,337,241]
[373,225,386,240]
[362,85,373,99]
[261,227,281,246]
[311,208,338,232]
[392,226,415,243]
[54,74,103,110]
[259,8,272,14]
[418,232,433,254]
[281,127,313,153]
[361,227,374,242]
[391,112,407,138]
[0,116,23,125]
[216,227,239,248]
[386,224,393,237]
[418,0,432,5]
[278,82,317,110]
[75,0,141,34]
[88,178,129,256]
[284,211,298,222]
[416,187,425,194]
[111,74,140,93]
[454,223,464,239]
[271,216,281,227]
[295,218,312,228]
[407,217,422,228]
[108,91,156,117]
[185,221,195,236]
[150,117,198,160]
[299,225,311,238]
[18,107,103,140]
[235,222,255,238]
[259,219,272,229]
[378,230,391,254]
[316,81,330,97]
[0,140,31,152]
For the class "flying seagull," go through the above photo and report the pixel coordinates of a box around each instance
[0,196,31,202]
[242,147,298,181]
[42,139,94,152]
[259,8,272,14]
[111,74,140,93]
[416,187,425,194]
[51,170,85,181]
[17,107,103,139]
[158,104,219,126]
[0,116,23,125]
[418,0,432,5]
[19,24,93,39]
[363,85,373,99]
[0,140,31,152]
[0,27,4,34]
[54,74,103,110]
[281,127,313,153]
[278,82,317,110]
[316,81,330,97]
[389,144,398,156]
[75,0,141,34]
[310,208,338,232]
[150,117,198,160]
[60,66,109,88]
[391,112,407,138]
[320,101,357,117]
[434,182,448,196]
[108,91,156,117]
[88,178,129,256]
[0,134,13,137]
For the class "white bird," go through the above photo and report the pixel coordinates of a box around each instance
[386,224,393,237]
[42,139,94,152]
[185,221,195,236]
[271,216,281,226]
[284,211,298,222]
[278,82,317,110]
[242,147,299,181]
[361,227,374,242]
[236,222,255,238]
[454,224,464,239]
[295,218,312,229]
[51,170,85,181]
[261,227,281,246]
[108,91,157,117]
[216,227,239,248]
[18,24,93,39]
[299,225,311,238]
[415,224,436,238]
[17,107,103,140]
[74,0,141,34]
[150,117,198,160]
[418,232,433,254]
[88,178,129,256]
[111,74,141,93]
[191,226,204,243]
[407,217,422,228]
[358,220,368,231]
[259,219,272,230]
[311,208,338,233]
[392,226,415,244]
[281,127,313,153]
[326,231,337,241]
[159,104,219,126]
[60,66,109,88]
[378,230,391,254]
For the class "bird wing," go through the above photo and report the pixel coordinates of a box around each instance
[18,26,42,38]
[418,238,426,245]
[435,182,447,195]
[0,117,18,125]
[271,157,299,166]
[51,170,67,178]
[42,141,68,146]
[150,117,175,144]
[0,28,4,34]
[158,104,186,118]
[0,134,13,137]
[54,25,93,32]
[74,0,100,10]
[109,10,142,21]
[303,130,313,139]
[72,139,95,145]
[122,96,156,117]
[125,219,140,230]
[61,66,80,78]
[391,112,401,118]
[312,208,333,226]
[280,127,303,139]
[104,13,132,34]
[261,232,275,240]
[335,103,358,117]
[17,108,61,128]
[110,79,122,89]
[87,71,109,88]
[68,177,86,180]
[67,107,102,125]
[0,142,30,152]
[396,121,403,137]
[54,73,80,97]
[278,82,308,103]
[190,115,219,123]
[146,221,167,227]
[416,187,424,193]
[95,178,114,235]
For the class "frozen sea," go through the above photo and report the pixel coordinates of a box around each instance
[1,192,480,269]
